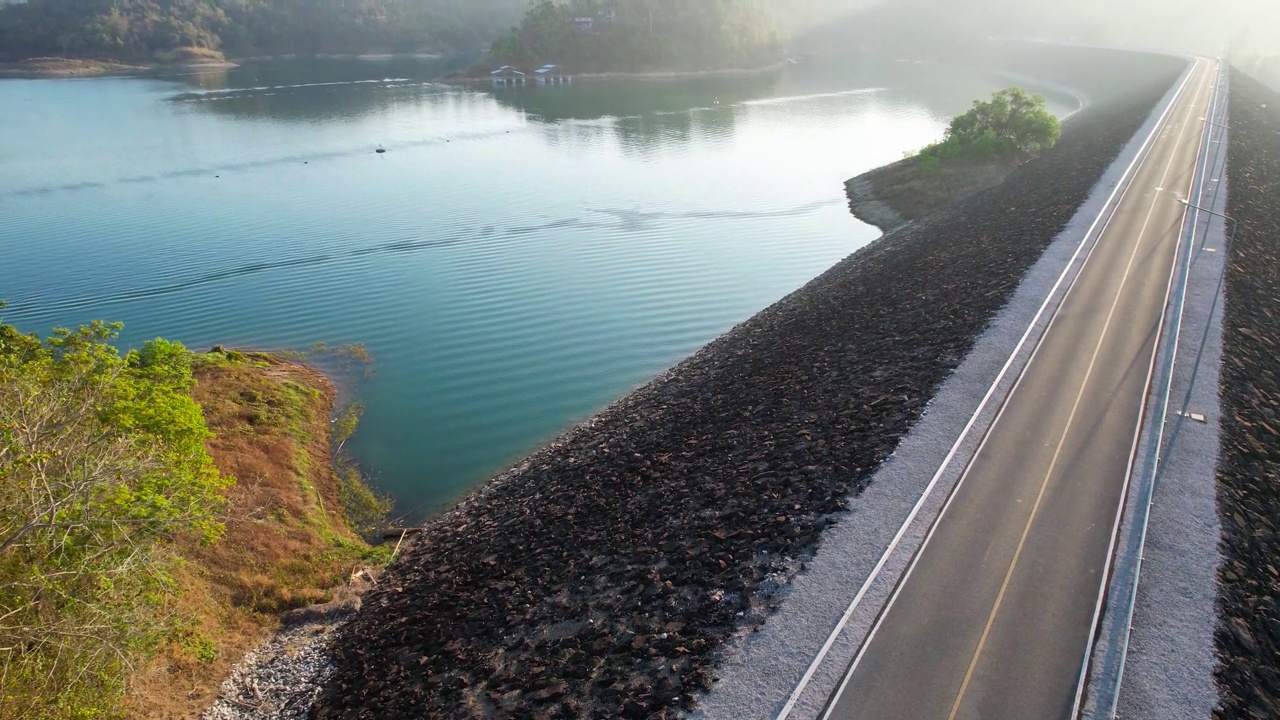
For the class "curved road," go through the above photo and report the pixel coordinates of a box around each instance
[818,58,1219,720]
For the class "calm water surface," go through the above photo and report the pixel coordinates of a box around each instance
[0,57,1073,516]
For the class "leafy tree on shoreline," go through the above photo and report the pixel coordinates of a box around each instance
[924,87,1062,161]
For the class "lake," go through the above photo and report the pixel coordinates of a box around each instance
[0,56,1075,518]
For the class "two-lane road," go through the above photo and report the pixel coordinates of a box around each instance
[820,58,1218,720]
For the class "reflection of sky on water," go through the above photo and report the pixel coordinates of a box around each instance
[0,56,1076,516]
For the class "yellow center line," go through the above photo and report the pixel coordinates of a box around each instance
[943,62,1210,720]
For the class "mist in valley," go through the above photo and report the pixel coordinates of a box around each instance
[792,0,1277,75]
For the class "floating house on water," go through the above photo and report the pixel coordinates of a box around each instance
[534,64,571,85]
[490,65,527,85]
[490,64,571,87]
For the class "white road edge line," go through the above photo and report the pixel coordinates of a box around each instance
[1069,56,1217,719]
[819,57,1198,717]
[774,56,1202,720]
[1088,58,1225,720]
[818,58,1206,720]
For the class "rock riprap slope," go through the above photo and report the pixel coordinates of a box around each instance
[1216,69,1280,720]
[313,53,1185,719]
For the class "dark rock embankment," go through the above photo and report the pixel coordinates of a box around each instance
[845,154,1016,232]
[313,54,1184,719]
[1214,69,1280,720]
[844,174,906,231]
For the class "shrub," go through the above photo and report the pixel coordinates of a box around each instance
[917,152,942,175]
[0,320,229,718]
[943,87,1061,158]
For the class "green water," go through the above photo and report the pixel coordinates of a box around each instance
[0,56,1074,518]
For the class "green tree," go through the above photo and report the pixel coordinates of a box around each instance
[0,319,229,719]
[0,0,531,60]
[485,0,785,73]
[941,87,1062,158]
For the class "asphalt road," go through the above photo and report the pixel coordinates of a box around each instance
[820,59,1217,720]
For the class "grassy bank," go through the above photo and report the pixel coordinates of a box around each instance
[125,349,388,719]
[0,320,387,719]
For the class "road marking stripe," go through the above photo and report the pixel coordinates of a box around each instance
[945,64,1207,718]
[1084,58,1224,719]
[779,56,1203,720]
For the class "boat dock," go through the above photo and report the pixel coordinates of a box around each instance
[490,64,571,86]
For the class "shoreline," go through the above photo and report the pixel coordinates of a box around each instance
[844,154,1022,231]
[126,348,385,720]
[842,175,905,232]
[572,60,788,81]
[310,47,1188,720]
[442,59,788,85]
[228,51,447,62]
[0,57,237,79]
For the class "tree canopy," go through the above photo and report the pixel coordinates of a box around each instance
[0,0,530,60]
[0,318,229,718]
[485,0,787,73]
[934,87,1062,159]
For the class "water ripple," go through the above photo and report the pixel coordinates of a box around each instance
[2,198,842,316]
[0,128,523,199]
[168,78,420,100]
[739,87,886,106]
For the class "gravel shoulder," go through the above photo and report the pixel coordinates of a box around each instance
[310,47,1184,720]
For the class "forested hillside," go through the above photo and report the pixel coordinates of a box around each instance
[0,0,529,60]
[485,0,798,73]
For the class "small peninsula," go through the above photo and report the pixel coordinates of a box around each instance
[0,48,232,78]
[846,87,1063,231]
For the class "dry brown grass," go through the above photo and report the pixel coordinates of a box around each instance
[123,352,379,720]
